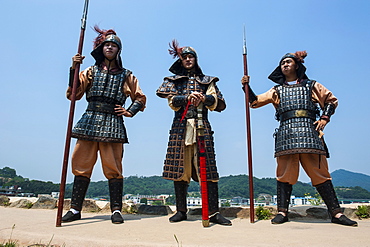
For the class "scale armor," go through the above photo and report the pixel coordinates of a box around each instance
[274,80,326,157]
[71,65,130,143]
[157,75,225,181]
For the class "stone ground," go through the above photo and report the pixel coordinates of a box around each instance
[0,206,369,247]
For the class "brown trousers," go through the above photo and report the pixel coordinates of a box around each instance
[179,145,218,183]
[71,140,124,180]
[276,153,331,186]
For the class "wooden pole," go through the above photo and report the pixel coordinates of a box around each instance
[56,0,89,227]
[242,26,255,223]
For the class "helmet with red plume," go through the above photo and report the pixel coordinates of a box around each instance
[90,25,123,69]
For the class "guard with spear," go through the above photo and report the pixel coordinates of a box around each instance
[156,40,231,226]
[241,51,357,227]
[57,1,146,225]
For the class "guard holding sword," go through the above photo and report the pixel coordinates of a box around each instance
[156,40,231,226]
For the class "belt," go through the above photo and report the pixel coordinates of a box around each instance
[175,108,208,120]
[87,102,116,114]
[279,109,316,121]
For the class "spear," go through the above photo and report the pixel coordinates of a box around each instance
[197,102,210,227]
[56,0,89,227]
[242,25,255,223]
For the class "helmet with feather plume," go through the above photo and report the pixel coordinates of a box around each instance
[168,39,203,76]
[90,25,123,69]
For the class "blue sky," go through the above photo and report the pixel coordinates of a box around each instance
[1,0,369,184]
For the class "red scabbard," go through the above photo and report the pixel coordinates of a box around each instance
[196,103,210,227]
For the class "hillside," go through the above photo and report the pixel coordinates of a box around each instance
[332,169,370,192]
[1,167,370,199]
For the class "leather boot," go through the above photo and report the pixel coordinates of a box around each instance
[315,180,357,226]
[169,181,188,222]
[62,176,90,222]
[208,182,232,226]
[109,178,124,224]
[271,181,292,224]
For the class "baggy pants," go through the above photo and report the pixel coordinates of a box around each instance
[71,139,124,180]
[276,153,331,186]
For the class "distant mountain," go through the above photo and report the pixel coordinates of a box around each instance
[332,169,370,192]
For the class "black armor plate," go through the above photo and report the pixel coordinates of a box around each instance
[72,66,130,143]
[274,80,326,157]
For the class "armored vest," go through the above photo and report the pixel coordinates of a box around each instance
[274,80,326,157]
[157,75,224,182]
[71,66,130,143]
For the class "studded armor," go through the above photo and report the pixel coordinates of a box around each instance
[157,75,225,181]
[274,80,326,157]
[71,66,130,143]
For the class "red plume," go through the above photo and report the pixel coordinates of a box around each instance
[294,51,308,63]
[168,39,183,59]
[93,25,117,49]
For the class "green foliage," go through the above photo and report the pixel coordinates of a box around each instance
[0,167,17,178]
[304,192,322,206]
[0,224,17,247]
[165,195,175,205]
[2,167,370,200]
[335,186,370,199]
[151,200,163,206]
[255,206,272,220]
[355,205,370,218]
[140,198,148,205]
[25,202,33,209]
[218,175,316,198]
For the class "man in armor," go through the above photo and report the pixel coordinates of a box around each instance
[241,51,357,226]
[156,40,231,225]
[62,26,146,224]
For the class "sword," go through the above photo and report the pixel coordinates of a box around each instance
[196,102,210,227]
[56,0,89,227]
[242,25,255,223]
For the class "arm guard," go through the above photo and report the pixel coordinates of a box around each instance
[127,100,144,117]
[242,84,257,103]
[203,95,215,106]
[68,67,80,88]
[321,103,335,122]
[172,95,188,107]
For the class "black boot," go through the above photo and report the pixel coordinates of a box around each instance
[316,180,357,227]
[169,181,188,223]
[109,178,124,224]
[271,181,292,224]
[208,182,232,226]
[62,176,90,222]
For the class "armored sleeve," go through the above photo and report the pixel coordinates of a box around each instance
[66,67,93,100]
[242,84,258,103]
[311,82,338,120]
[123,73,146,113]
[250,87,279,109]
[212,81,226,112]
[204,82,217,111]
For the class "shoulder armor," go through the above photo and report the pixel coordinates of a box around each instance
[196,75,219,85]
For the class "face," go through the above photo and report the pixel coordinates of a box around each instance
[181,54,196,70]
[280,57,298,76]
[103,42,119,60]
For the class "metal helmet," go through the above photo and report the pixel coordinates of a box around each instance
[90,26,123,69]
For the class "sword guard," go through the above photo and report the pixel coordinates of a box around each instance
[202,219,210,227]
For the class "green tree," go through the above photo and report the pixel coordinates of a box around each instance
[0,167,17,178]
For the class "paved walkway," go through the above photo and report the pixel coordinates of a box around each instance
[0,207,368,247]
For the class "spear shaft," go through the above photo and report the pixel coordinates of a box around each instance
[56,0,89,227]
[242,26,255,223]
